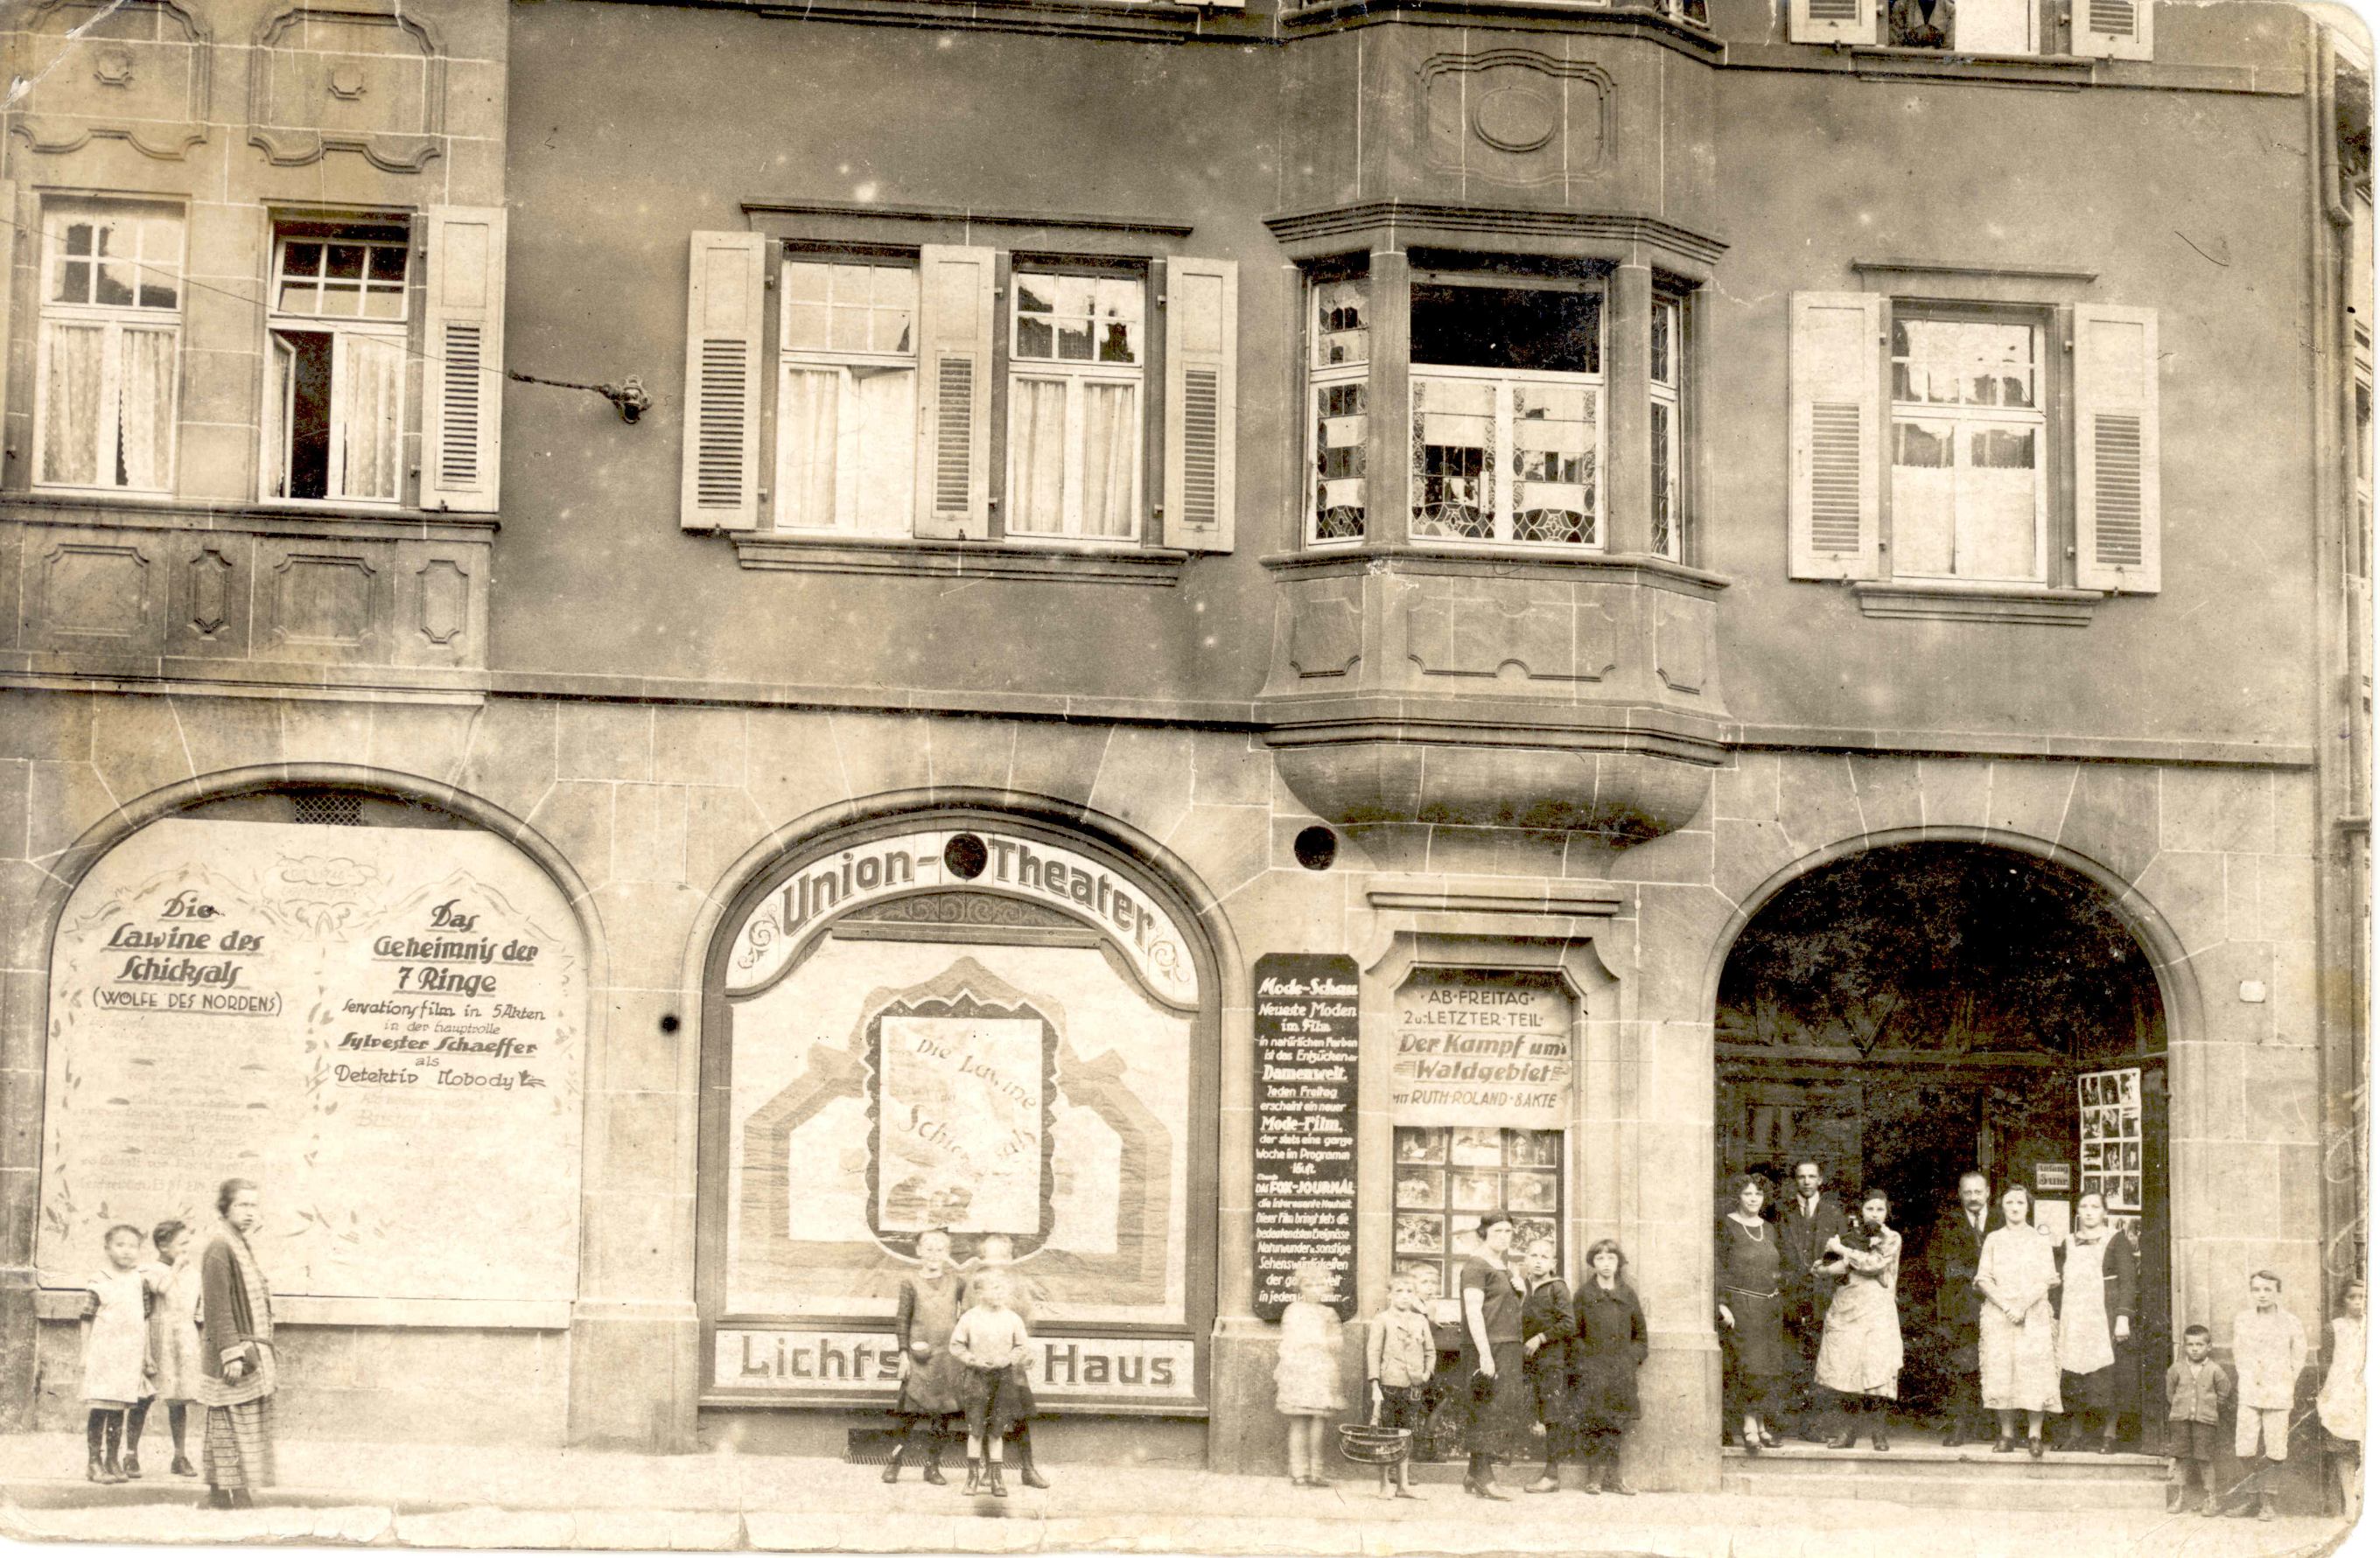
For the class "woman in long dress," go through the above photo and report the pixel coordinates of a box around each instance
[1457,1210,1528,1499]
[1814,1188,1904,1451]
[1571,1239,1648,1496]
[198,1178,277,1509]
[2318,1276,2365,1520]
[1976,1183,2061,1457]
[2053,1191,2137,1452]
[1717,1174,1787,1455]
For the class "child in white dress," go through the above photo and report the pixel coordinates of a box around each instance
[1275,1262,1348,1487]
[80,1224,152,1485]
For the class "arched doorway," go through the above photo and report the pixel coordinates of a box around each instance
[1714,842,2169,1448]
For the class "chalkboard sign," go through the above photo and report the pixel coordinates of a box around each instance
[1252,953,1361,1322]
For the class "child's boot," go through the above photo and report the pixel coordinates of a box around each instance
[101,1413,126,1485]
[921,1435,947,1486]
[2258,1479,2278,1522]
[963,1457,982,1494]
[86,1414,107,1484]
[1602,1448,1637,1497]
[881,1445,901,1483]
[1017,1428,1049,1490]
[987,1462,1008,1499]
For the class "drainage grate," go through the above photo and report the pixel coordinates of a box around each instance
[846,1427,903,1465]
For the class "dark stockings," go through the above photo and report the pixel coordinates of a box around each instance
[125,1397,149,1456]
[168,1402,188,1454]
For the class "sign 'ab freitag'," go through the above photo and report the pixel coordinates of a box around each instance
[1251,954,1359,1322]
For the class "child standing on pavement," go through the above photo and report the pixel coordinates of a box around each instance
[81,1224,153,1484]
[1275,1261,1348,1488]
[962,1233,1050,1488]
[1517,1239,1577,1493]
[2164,1323,2231,1516]
[948,1268,1032,1498]
[2230,1269,2309,1521]
[1365,1273,1434,1499]
[884,1228,962,1485]
[148,1220,205,1478]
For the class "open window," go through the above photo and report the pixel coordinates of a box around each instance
[264,224,410,505]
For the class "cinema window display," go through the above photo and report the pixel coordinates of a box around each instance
[697,817,1219,1450]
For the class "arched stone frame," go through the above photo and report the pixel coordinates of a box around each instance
[1694,821,2203,1454]
[680,786,1241,1422]
[4,759,610,1431]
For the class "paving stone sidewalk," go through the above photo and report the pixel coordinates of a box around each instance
[0,1434,2358,1556]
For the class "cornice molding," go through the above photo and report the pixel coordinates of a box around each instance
[1264,200,1727,267]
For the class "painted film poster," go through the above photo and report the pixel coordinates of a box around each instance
[1251,954,1359,1323]
[720,828,1197,1344]
[37,818,584,1304]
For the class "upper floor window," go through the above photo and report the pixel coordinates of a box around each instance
[1409,275,1603,549]
[265,227,410,505]
[1651,295,1684,563]
[1788,290,2160,596]
[1788,0,2151,58]
[35,198,183,494]
[685,232,1236,555]
[1308,273,1369,543]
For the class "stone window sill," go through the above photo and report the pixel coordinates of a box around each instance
[1264,543,1729,597]
[4,491,498,542]
[1842,45,2096,86]
[732,533,1189,586]
[1852,579,2104,625]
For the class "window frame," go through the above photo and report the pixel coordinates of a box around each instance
[772,247,920,540]
[1881,300,2055,588]
[1305,264,1373,548]
[32,195,186,498]
[1650,291,1686,563]
[1001,257,1150,547]
[260,220,416,509]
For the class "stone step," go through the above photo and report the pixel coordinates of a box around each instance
[1719,1467,2173,1511]
[1723,1443,2167,1479]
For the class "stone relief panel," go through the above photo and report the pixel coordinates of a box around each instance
[25,534,160,651]
[1403,580,1615,683]
[1287,583,1363,680]
[1654,590,1711,695]
[1419,50,1612,192]
[248,7,446,172]
[7,0,210,161]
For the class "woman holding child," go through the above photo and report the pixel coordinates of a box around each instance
[1975,1183,2061,1458]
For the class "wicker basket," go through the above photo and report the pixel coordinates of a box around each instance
[1336,1423,1411,1465]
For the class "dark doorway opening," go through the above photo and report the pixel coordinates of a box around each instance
[1715,843,2168,1445]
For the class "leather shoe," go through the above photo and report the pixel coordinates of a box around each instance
[1872,1432,1890,1452]
[1992,1437,2016,1454]
[2027,1437,2045,1461]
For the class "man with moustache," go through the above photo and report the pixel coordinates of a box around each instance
[1929,1171,1996,1446]
[1777,1160,1849,1438]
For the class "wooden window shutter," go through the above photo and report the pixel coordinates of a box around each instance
[1788,291,1883,581]
[1789,0,1875,45]
[422,206,507,513]
[679,230,766,532]
[914,244,995,541]
[2072,0,2152,60]
[1162,256,1237,553]
[2073,304,2160,594]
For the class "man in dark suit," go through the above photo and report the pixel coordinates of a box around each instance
[1929,1170,1996,1446]
[1776,1159,1848,1437]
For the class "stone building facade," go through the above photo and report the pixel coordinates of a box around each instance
[0,0,2367,1508]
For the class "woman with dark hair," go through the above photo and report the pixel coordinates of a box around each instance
[1977,1183,2062,1457]
[1457,1211,1527,1499]
[1814,1188,1904,1451]
[196,1178,276,1510]
[2053,1191,2138,1452]
[1717,1173,1787,1454]
[1572,1239,1648,1496]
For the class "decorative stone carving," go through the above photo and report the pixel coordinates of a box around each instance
[1420,50,1613,191]
[1287,584,1362,679]
[9,0,209,161]
[1405,587,1581,681]
[187,547,233,638]
[30,540,153,646]
[264,552,377,650]
[416,558,467,646]
[248,7,444,172]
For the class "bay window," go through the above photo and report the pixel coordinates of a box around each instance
[35,199,183,494]
[264,227,410,505]
[1651,295,1684,562]
[1308,273,1370,543]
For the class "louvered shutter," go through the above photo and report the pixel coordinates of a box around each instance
[422,206,506,513]
[1789,0,1875,45]
[914,245,995,541]
[679,230,765,532]
[1788,292,1882,581]
[2073,305,2160,593]
[2073,0,2152,60]
[1162,256,1237,553]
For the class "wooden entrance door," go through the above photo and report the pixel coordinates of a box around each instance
[1718,1074,1865,1195]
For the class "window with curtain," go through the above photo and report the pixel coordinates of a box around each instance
[1888,313,2047,583]
[35,199,184,493]
[775,256,917,536]
[1410,277,1604,550]
[1005,270,1143,541]
[265,227,410,504]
